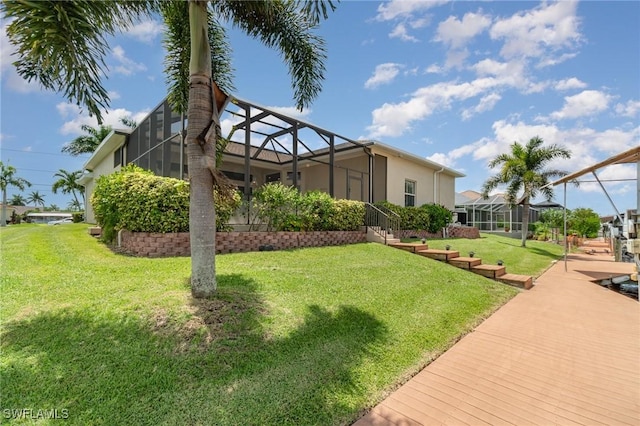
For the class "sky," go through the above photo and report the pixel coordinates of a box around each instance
[1,0,638,215]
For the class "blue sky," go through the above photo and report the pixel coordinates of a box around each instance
[1,0,638,215]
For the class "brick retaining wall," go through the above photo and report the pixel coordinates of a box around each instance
[118,230,367,258]
[397,225,480,240]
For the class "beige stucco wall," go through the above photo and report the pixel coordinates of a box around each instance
[369,146,458,210]
[301,155,370,201]
[84,159,120,224]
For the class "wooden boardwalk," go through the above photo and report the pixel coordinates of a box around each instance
[355,253,639,425]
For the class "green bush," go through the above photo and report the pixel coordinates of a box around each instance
[331,199,365,231]
[252,182,301,231]
[374,201,452,233]
[91,165,241,242]
[72,212,84,223]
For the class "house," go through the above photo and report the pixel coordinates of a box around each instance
[79,95,464,224]
[455,190,561,232]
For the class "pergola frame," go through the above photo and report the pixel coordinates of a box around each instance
[545,146,640,271]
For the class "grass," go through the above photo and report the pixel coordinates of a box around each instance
[0,224,529,425]
[405,233,565,276]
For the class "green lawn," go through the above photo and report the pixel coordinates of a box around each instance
[406,233,565,276]
[0,224,529,425]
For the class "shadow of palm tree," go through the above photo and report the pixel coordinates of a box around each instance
[1,273,387,425]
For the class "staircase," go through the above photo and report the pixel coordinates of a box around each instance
[388,242,533,290]
[364,203,401,245]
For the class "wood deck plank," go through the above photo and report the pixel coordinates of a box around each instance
[354,252,639,426]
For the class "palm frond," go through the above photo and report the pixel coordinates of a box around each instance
[218,0,327,110]
[2,1,156,123]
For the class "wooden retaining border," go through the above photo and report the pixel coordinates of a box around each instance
[388,242,533,289]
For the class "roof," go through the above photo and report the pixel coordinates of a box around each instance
[547,146,640,186]
[82,129,129,171]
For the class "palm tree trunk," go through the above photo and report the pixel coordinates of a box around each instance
[521,198,530,247]
[187,1,216,298]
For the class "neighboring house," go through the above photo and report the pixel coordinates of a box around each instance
[0,204,35,223]
[79,96,464,224]
[455,190,561,232]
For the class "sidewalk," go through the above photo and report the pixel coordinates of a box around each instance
[355,253,639,425]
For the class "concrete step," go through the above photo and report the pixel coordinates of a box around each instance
[471,264,506,279]
[448,256,482,270]
[498,273,534,290]
[416,249,460,262]
[388,242,428,253]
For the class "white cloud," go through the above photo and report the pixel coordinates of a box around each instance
[615,100,640,118]
[375,0,446,21]
[389,23,418,42]
[425,64,443,74]
[554,77,587,91]
[434,12,492,49]
[56,103,150,135]
[0,22,44,93]
[108,91,121,100]
[367,77,504,138]
[364,63,403,89]
[461,93,502,120]
[110,45,147,76]
[549,90,612,120]
[123,20,164,43]
[490,1,582,61]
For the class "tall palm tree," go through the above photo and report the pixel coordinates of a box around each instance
[52,169,85,206]
[482,136,571,247]
[27,190,46,209]
[9,194,27,206]
[0,161,31,227]
[3,0,335,297]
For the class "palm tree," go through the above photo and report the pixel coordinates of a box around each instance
[482,136,571,247]
[61,124,114,156]
[52,169,84,206]
[68,199,82,212]
[1,161,31,226]
[3,1,334,297]
[9,194,27,206]
[26,191,46,209]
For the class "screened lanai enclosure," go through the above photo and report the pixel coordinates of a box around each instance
[121,95,380,224]
[455,192,552,232]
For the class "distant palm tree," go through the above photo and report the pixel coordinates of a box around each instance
[1,161,31,226]
[52,169,84,205]
[47,204,60,212]
[9,194,27,206]
[27,191,46,209]
[67,199,82,211]
[481,136,571,247]
[61,124,113,156]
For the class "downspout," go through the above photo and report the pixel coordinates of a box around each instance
[363,146,374,202]
[433,167,444,204]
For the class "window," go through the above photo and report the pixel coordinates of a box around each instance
[404,180,416,207]
[114,146,123,168]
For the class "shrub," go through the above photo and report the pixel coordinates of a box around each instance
[374,201,451,233]
[252,182,301,231]
[92,165,241,242]
[331,199,365,231]
[298,190,336,231]
[72,212,84,223]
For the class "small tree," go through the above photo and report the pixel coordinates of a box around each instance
[569,208,601,238]
[9,194,27,206]
[1,161,31,226]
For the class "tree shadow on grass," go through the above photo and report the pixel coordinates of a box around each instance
[1,273,388,426]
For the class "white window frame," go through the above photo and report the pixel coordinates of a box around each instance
[404,179,416,207]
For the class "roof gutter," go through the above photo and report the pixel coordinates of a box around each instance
[434,166,444,204]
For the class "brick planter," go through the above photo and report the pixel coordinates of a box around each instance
[118,230,366,258]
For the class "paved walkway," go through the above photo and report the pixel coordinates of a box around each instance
[355,253,639,425]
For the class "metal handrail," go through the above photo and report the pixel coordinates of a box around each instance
[364,203,400,244]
